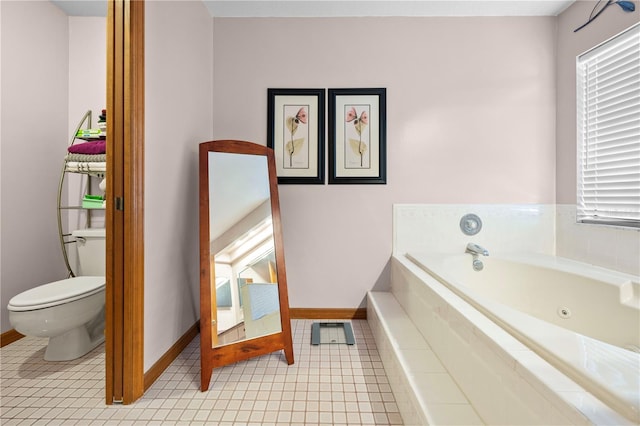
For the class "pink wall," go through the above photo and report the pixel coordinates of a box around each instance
[556,1,639,203]
[68,17,106,144]
[144,0,213,369]
[212,17,557,308]
[1,1,69,333]
[1,4,108,335]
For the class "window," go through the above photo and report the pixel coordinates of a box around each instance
[576,23,640,228]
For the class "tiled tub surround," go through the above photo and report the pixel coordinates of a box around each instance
[370,256,636,425]
[368,204,640,425]
[393,204,640,277]
[367,292,483,425]
[556,204,640,276]
[392,204,556,257]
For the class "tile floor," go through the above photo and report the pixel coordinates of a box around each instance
[1,319,403,425]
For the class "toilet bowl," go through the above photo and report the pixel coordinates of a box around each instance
[8,277,105,361]
[7,228,106,361]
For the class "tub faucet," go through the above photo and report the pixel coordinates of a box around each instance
[466,243,488,271]
[466,243,489,257]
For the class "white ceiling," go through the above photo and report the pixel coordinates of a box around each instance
[51,0,107,16]
[203,0,575,17]
[51,0,575,18]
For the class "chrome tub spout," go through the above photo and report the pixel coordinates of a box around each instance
[466,243,489,271]
[466,243,489,257]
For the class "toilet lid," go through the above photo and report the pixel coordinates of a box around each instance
[7,276,105,311]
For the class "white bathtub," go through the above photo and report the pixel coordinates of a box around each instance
[405,252,640,423]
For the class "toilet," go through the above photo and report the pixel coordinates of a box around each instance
[7,228,106,361]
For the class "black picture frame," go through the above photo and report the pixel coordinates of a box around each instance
[267,88,325,184]
[328,88,387,184]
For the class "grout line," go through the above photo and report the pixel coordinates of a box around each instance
[1,319,403,425]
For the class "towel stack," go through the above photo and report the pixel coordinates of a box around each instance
[97,109,106,135]
[75,108,107,140]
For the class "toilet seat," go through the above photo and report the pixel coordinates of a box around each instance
[8,276,105,312]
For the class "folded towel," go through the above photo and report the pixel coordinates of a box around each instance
[65,153,107,163]
[68,140,106,155]
[65,162,106,172]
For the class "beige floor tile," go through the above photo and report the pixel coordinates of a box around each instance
[1,320,404,425]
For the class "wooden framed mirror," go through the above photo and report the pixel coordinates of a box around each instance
[199,140,294,391]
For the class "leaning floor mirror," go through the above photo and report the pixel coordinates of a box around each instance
[199,140,294,391]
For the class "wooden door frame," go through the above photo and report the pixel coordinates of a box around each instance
[106,0,145,405]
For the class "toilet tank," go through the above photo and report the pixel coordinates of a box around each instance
[72,228,106,276]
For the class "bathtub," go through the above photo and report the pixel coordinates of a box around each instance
[409,253,640,350]
[370,253,640,425]
[409,252,640,420]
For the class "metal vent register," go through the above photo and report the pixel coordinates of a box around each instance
[311,322,356,345]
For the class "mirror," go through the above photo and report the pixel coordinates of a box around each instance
[209,151,280,344]
[199,140,294,391]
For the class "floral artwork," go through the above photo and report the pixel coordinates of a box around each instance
[284,106,308,168]
[328,88,386,184]
[267,88,325,184]
[345,106,370,168]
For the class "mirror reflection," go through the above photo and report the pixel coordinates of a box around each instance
[208,152,281,347]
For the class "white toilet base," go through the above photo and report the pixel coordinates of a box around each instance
[44,325,105,361]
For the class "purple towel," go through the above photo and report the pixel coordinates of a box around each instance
[68,140,106,155]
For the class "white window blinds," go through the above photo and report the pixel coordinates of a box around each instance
[577,23,640,228]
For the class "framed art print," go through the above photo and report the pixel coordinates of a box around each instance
[328,88,386,184]
[267,88,325,184]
